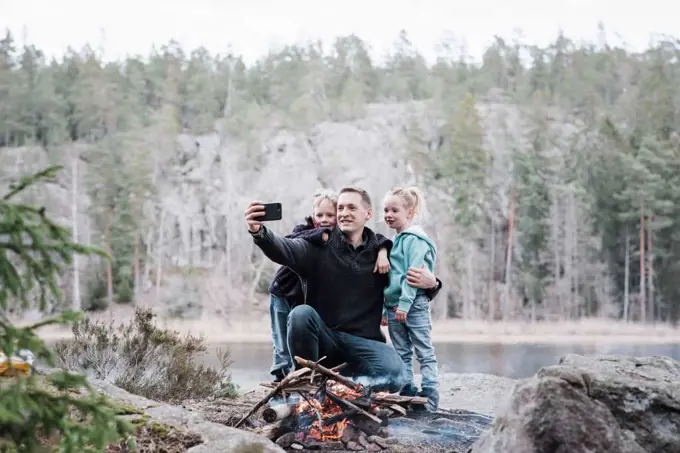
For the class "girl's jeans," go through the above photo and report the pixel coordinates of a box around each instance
[387,294,439,390]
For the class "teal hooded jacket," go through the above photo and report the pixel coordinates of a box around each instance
[383,225,437,313]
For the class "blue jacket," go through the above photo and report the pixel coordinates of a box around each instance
[383,225,437,313]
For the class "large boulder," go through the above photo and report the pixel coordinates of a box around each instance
[470,354,680,453]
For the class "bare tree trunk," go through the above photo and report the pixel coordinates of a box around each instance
[133,237,140,304]
[503,189,516,321]
[207,210,215,266]
[551,187,561,318]
[155,207,166,304]
[466,243,474,319]
[143,143,161,283]
[623,232,630,322]
[639,203,646,323]
[564,188,575,320]
[71,156,81,311]
[105,216,114,307]
[571,197,579,319]
[488,216,496,320]
[647,217,654,322]
[189,220,197,266]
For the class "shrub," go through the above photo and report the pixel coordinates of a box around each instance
[0,166,133,452]
[55,308,239,402]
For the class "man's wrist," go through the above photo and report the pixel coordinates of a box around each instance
[249,225,264,237]
[430,279,440,290]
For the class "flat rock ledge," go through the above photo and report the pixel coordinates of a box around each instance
[89,378,285,453]
[470,354,680,453]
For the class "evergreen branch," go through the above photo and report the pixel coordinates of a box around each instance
[2,165,63,201]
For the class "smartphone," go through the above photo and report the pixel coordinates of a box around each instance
[259,203,282,222]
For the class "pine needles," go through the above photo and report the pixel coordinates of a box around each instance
[0,166,132,452]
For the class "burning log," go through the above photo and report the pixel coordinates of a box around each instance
[388,404,407,416]
[262,403,297,423]
[294,356,363,391]
[325,388,383,424]
[373,392,428,405]
[322,410,357,426]
[260,382,319,393]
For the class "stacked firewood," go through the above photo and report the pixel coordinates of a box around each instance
[235,356,428,451]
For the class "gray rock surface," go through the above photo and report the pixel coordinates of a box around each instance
[471,354,680,453]
[435,373,518,416]
[89,378,285,453]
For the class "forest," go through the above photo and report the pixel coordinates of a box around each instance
[1,24,679,324]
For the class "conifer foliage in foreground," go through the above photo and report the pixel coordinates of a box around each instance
[0,166,133,452]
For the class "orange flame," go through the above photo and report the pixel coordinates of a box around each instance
[293,381,365,441]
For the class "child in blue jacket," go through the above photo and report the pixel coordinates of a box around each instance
[381,186,439,411]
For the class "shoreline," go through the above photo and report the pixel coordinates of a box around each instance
[32,317,680,345]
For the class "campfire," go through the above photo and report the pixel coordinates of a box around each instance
[235,356,428,451]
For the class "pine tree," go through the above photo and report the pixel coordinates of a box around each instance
[0,166,132,452]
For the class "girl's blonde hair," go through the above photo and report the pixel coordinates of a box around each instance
[385,186,426,222]
[312,188,338,209]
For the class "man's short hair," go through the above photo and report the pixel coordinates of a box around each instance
[339,186,372,208]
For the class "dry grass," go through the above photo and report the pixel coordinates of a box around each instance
[27,309,680,345]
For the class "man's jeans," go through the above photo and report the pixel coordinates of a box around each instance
[269,294,293,378]
[287,305,406,392]
[387,294,439,390]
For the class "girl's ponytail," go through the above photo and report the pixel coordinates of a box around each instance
[406,186,424,221]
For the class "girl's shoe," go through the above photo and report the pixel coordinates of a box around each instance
[399,383,419,397]
[418,387,439,412]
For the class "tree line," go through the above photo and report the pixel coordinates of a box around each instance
[1,25,679,323]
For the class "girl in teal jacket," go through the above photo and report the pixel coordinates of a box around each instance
[380,186,439,411]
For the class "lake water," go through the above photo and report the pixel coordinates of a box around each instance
[210,341,680,390]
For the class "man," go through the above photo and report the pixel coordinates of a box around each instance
[244,187,442,393]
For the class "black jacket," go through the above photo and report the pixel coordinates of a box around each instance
[253,225,442,342]
[268,217,327,307]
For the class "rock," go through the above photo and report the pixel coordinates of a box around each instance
[367,435,388,449]
[471,354,680,453]
[366,442,383,452]
[274,432,296,448]
[346,440,363,451]
[88,378,285,453]
[434,373,517,416]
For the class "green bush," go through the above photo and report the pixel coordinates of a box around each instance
[55,308,239,402]
[0,166,133,452]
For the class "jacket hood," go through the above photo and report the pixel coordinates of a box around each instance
[398,225,437,254]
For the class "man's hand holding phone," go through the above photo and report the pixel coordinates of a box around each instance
[244,201,283,233]
[244,201,265,233]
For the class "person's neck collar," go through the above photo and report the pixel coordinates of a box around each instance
[342,228,366,247]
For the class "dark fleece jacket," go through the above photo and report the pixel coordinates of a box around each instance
[253,225,441,342]
[267,216,329,307]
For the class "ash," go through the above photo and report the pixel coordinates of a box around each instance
[386,409,493,453]
[280,408,493,453]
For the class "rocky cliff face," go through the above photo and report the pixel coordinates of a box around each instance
[1,100,582,320]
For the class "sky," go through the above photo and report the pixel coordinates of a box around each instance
[1,0,678,65]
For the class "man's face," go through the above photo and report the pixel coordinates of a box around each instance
[337,192,372,234]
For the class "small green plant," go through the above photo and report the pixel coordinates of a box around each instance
[55,308,237,403]
[0,166,133,452]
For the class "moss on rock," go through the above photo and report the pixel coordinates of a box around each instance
[105,419,203,453]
